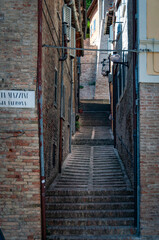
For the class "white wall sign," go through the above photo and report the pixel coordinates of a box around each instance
[0,90,35,108]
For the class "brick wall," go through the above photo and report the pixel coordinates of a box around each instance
[0,0,41,239]
[140,83,159,238]
[42,0,79,186]
[80,39,97,99]
[42,0,62,188]
[115,57,134,185]
[115,0,134,185]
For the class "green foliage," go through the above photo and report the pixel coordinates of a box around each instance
[87,20,90,28]
[75,121,80,131]
[79,85,84,89]
[86,0,92,10]
[86,20,90,38]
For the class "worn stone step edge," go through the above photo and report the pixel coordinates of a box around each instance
[46,196,134,203]
[46,210,134,218]
[72,140,114,145]
[47,234,139,240]
[46,202,134,211]
[46,218,134,228]
[47,225,136,235]
[46,189,134,196]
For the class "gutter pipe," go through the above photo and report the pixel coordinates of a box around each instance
[69,59,73,153]
[38,0,46,239]
[133,0,138,229]
[133,0,140,236]
[59,8,68,173]
[136,0,140,235]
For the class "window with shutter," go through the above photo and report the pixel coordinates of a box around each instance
[63,4,71,41]
[70,27,76,58]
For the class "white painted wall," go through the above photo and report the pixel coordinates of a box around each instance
[138,0,159,82]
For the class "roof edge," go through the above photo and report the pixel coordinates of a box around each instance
[87,0,98,18]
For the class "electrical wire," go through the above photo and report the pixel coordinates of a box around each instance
[42,44,157,53]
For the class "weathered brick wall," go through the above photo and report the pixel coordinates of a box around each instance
[80,39,97,99]
[115,57,134,185]
[42,0,78,185]
[62,60,71,161]
[0,1,41,239]
[42,0,63,188]
[140,83,159,238]
[115,0,134,185]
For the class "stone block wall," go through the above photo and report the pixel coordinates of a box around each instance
[0,0,41,239]
[140,83,159,238]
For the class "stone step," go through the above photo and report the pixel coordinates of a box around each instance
[46,209,134,219]
[72,139,114,145]
[78,112,110,126]
[46,195,134,204]
[79,102,111,112]
[46,202,134,211]
[55,179,126,184]
[54,184,127,188]
[47,234,138,240]
[47,225,136,236]
[46,190,134,197]
[46,217,134,227]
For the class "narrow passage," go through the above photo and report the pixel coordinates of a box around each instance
[46,102,135,239]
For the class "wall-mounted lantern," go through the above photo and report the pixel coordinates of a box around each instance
[110,54,129,68]
[101,58,110,76]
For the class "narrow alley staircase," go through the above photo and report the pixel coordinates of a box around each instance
[46,101,137,240]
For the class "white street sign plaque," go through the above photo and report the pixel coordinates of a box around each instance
[0,90,35,108]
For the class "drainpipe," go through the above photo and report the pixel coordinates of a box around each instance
[59,9,68,173]
[38,0,46,239]
[77,57,81,111]
[133,0,137,229]
[113,65,116,148]
[134,0,140,236]
[137,0,140,235]
[69,59,73,153]
[59,59,64,173]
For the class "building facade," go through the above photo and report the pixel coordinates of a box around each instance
[105,0,159,238]
[0,0,86,239]
[80,0,113,101]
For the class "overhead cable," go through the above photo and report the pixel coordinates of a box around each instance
[42,44,157,53]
